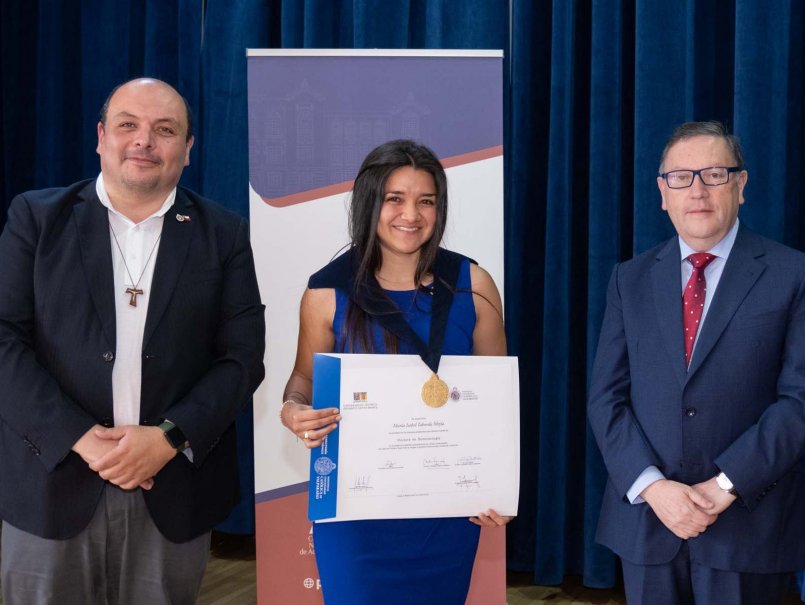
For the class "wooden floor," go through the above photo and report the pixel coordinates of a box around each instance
[506,572,624,605]
[2,531,801,604]
[198,554,625,605]
[197,533,627,605]
[200,554,803,605]
[198,532,258,605]
[0,528,625,605]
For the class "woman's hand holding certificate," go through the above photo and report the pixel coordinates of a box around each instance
[308,354,520,522]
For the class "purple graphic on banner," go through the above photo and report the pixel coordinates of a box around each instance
[247,55,502,206]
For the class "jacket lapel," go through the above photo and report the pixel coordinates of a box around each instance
[686,227,766,380]
[73,183,116,347]
[652,237,687,389]
[143,191,195,347]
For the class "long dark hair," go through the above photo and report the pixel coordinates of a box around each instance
[344,139,449,352]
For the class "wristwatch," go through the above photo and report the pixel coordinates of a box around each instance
[715,472,738,496]
[158,419,188,452]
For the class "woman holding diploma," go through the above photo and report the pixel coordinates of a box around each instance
[280,139,510,604]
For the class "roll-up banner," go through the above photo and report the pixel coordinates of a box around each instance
[248,49,505,604]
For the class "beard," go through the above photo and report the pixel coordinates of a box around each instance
[120,169,163,193]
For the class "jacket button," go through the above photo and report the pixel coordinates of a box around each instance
[684,408,697,417]
[102,351,114,362]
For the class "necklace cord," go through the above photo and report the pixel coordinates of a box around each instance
[109,223,162,290]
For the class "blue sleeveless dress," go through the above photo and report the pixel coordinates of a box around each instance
[312,258,481,605]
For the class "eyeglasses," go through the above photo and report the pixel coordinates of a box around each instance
[659,166,744,189]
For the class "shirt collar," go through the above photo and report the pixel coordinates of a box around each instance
[678,218,740,261]
[95,173,176,224]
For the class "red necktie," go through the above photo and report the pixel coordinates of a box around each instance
[683,252,716,366]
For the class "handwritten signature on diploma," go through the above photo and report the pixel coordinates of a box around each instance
[423,457,450,469]
[455,474,480,489]
[378,460,403,470]
[349,476,373,493]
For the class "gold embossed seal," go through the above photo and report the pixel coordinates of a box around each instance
[421,372,449,408]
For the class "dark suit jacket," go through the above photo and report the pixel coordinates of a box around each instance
[0,179,265,542]
[588,225,805,573]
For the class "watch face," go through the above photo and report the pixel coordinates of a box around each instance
[164,426,187,450]
[716,473,734,492]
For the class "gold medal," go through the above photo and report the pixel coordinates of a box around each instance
[421,372,449,408]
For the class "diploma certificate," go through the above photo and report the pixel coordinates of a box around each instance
[308,354,519,522]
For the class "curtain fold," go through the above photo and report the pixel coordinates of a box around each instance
[632,1,690,253]
[582,0,632,588]
[34,1,84,186]
[1,0,803,597]
[734,0,801,240]
[196,0,274,532]
[534,0,580,584]
[0,1,38,224]
[504,0,552,579]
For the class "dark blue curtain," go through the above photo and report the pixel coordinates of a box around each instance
[2,1,803,598]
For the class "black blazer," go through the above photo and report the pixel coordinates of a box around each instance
[0,180,265,542]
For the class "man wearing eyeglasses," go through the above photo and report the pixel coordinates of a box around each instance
[589,121,805,604]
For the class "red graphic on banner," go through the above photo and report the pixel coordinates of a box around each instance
[260,145,503,208]
[256,492,322,604]
[256,490,506,604]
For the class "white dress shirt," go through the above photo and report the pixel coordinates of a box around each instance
[96,174,175,427]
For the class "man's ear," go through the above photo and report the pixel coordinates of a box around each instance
[96,122,105,155]
[184,135,195,166]
[658,176,668,211]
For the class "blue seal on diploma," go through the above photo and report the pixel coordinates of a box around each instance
[314,456,337,476]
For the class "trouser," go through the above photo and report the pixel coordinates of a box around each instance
[1,484,211,605]
[620,541,792,605]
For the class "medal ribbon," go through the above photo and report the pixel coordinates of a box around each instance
[351,249,463,374]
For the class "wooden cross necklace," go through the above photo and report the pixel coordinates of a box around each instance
[109,223,162,307]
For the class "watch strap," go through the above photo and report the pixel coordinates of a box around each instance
[159,419,188,451]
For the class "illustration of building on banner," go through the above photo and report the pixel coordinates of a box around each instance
[249,79,432,196]
[249,49,505,605]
